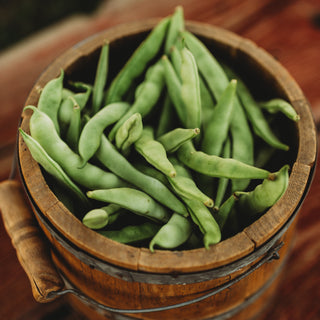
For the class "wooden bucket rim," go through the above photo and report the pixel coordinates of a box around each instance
[18,19,317,274]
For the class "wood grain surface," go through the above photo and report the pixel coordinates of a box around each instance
[0,0,320,319]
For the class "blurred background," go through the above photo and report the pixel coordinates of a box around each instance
[0,0,320,319]
[0,0,103,50]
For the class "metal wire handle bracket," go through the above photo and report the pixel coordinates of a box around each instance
[47,241,283,315]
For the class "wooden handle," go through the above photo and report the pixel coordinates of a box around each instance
[0,179,64,303]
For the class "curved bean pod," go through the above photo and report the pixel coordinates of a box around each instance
[168,155,213,207]
[224,66,289,151]
[78,102,130,165]
[259,98,300,122]
[235,165,289,216]
[108,60,165,141]
[182,31,254,189]
[134,126,176,178]
[182,197,221,249]
[96,134,188,217]
[38,69,64,134]
[98,222,161,244]
[106,17,169,103]
[87,188,171,223]
[26,106,127,190]
[19,128,89,206]
[168,174,213,208]
[115,113,143,154]
[177,141,271,180]
[157,127,200,153]
[68,81,93,110]
[149,212,192,252]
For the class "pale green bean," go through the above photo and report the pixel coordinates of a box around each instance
[87,188,171,223]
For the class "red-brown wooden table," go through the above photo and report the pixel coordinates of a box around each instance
[1,0,320,319]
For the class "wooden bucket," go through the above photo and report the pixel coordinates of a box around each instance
[0,20,317,320]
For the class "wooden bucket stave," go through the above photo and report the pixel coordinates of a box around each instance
[0,19,316,320]
[22,159,308,320]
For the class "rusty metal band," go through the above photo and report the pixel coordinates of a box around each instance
[47,243,283,318]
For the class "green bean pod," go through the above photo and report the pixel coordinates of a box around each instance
[134,126,177,178]
[183,197,221,249]
[106,17,170,103]
[201,79,236,156]
[98,222,161,244]
[182,31,254,189]
[92,41,109,114]
[82,204,121,229]
[82,209,109,230]
[169,45,182,78]
[115,113,143,154]
[96,134,188,217]
[177,141,271,180]
[135,162,171,188]
[168,174,213,208]
[157,127,200,153]
[78,102,130,165]
[180,47,202,129]
[58,84,92,133]
[155,92,176,138]
[19,128,89,206]
[214,138,231,210]
[225,67,289,151]
[165,6,185,54]
[65,97,81,152]
[108,60,165,141]
[161,55,186,126]
[259,98,300,122]
[230,100,254,192]
[168,155,213,207]
[182,31,228,98]
[169,157,193,179]
[62,88,74,99]
[235,165,289,216]
[213,193,237,230]
[68,81,93,110]
[199,75,216,131]
[87,188,171,223]
[149,213,192,252]
[26,106,128,190]
[38,69,64,134]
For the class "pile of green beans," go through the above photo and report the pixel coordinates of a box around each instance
[21,6,299,251]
